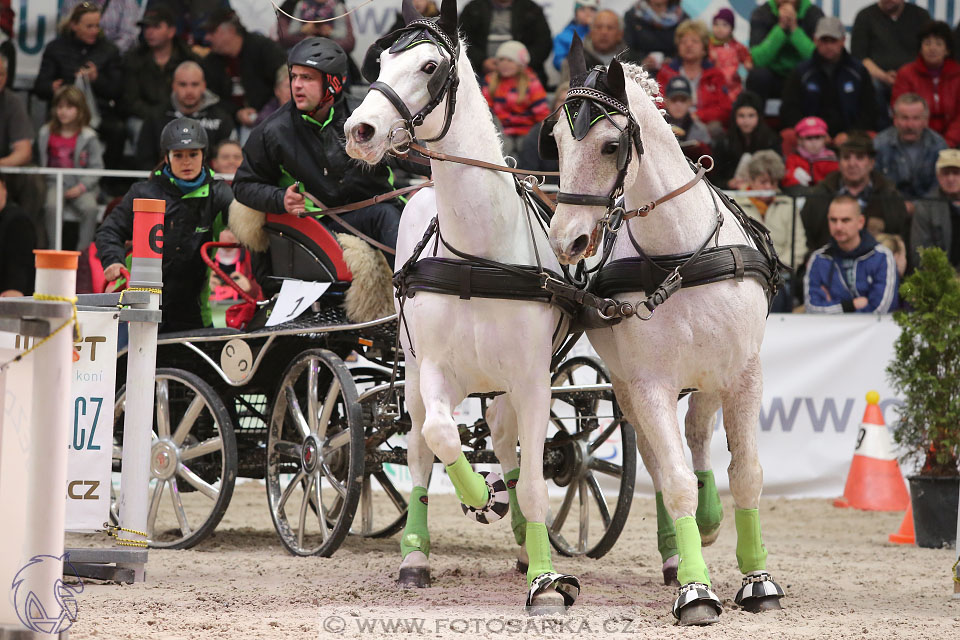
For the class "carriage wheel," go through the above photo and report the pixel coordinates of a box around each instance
[266,349,364,556]
[545,356,636,559]
[112,368,237,549]
[350,367,409,539]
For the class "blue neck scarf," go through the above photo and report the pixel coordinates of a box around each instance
[162,165,207,194]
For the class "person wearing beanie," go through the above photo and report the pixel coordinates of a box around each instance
[482,40,550,154]
[783,116,837,189]
[710,90,781,189]
[709,7,752,101]
[552,0,598,71]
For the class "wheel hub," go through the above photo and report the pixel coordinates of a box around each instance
[151,440,179,480]
[302,434,321,474]
[549,432,586,487]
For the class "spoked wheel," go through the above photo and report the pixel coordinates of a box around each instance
[266,349,364,556]
[545,356,636,558]
[352,366,409,539]
[112,368,237,549]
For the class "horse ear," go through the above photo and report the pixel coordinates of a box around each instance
[607,57,627,103]
[569,32,586,80]
[401,0,424,25]
[437,0,458,42]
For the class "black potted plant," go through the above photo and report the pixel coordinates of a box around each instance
[886,247,960,548]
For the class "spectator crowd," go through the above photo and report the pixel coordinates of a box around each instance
[2,0,959,316]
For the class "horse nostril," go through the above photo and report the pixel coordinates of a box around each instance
[352,123,375,143]
[570,234,590,257]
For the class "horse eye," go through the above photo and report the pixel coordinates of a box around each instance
[422,62,438,74]
[601,141,619,156]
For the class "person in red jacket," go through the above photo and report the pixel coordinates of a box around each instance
[482,40,550,156]
[892,20,960,147]
[657,19,732,134]
[783,116,837,189]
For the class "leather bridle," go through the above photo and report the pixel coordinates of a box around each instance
[365,19,460,143]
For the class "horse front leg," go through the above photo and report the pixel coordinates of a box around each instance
[722,355,784,613]
[611,374,679,586]
[398,364,436,588]
[631,384,721,626]
[512,383,580,614]
[487,397,528,572]
[686,392,724,545]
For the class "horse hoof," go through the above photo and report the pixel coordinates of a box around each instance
[734,571,785,612]
[460,471,509,524]
[516,559,528,575]
[662,555,680,586]
[699,524,721,547]
[672,582,722,626]
[678,601,721,626]
[739,595,783,613]
[397,567,431,588]
[525,572,580,615]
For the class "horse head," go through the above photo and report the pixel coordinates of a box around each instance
[546,35,648,264]
[345,0,461,164]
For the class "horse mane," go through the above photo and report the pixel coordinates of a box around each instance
[617,59,667,118]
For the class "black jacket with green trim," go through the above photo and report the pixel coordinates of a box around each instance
[95,169,234,331]
[232,98,408,215]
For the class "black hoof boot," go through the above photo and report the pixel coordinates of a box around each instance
[516,560,528,575]
[673,583,722,626]
[734,571,784,613]
[397,567,431,588]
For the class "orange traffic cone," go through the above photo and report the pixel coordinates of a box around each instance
[888,503,915,545]
[833,391,910,511]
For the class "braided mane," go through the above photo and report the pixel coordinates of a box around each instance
[617,59,667,117]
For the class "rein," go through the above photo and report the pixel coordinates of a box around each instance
[297,182,434,255]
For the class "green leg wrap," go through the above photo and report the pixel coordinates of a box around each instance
[695,470,724,537]
[505,468,526,546]
[446,453,489,509]
[524,522,554,585]
[675,516,711,586]
[734,508,768,574]
[656,492,678,563]
[400,486,430,558]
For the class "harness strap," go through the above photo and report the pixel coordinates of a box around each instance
[403,141,561,177]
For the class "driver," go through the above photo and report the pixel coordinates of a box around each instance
[233,37,409,267]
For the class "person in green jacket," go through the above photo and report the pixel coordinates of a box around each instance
[745,0,824,102]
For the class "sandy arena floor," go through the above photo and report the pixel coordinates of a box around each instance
[65,481,959,640]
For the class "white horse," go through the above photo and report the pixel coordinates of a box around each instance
[344,0,578,611]
[545,41,785,625]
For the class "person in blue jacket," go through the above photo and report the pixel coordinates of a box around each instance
[804,194,899,313]
[552,0,598,71]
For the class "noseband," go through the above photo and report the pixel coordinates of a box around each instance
[362,19,460,143]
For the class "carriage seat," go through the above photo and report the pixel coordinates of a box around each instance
[263,213,353,284]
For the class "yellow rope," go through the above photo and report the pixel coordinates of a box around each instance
[116,287,162,309]
[104,522,150,548]
[0,294,78,373]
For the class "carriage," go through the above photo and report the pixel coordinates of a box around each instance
[109,208,637,561]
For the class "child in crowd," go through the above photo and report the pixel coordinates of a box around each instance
[783,116,838,189]
[708,8,751,102]
[662,76,712,161]
[553,0,598,71]
[38,85,104,250]
[875,232,908,280]
[711,91,781,189]
[483,41,551,156]
[210,140,244,181]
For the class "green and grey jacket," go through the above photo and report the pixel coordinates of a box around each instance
[95,169,233,331]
